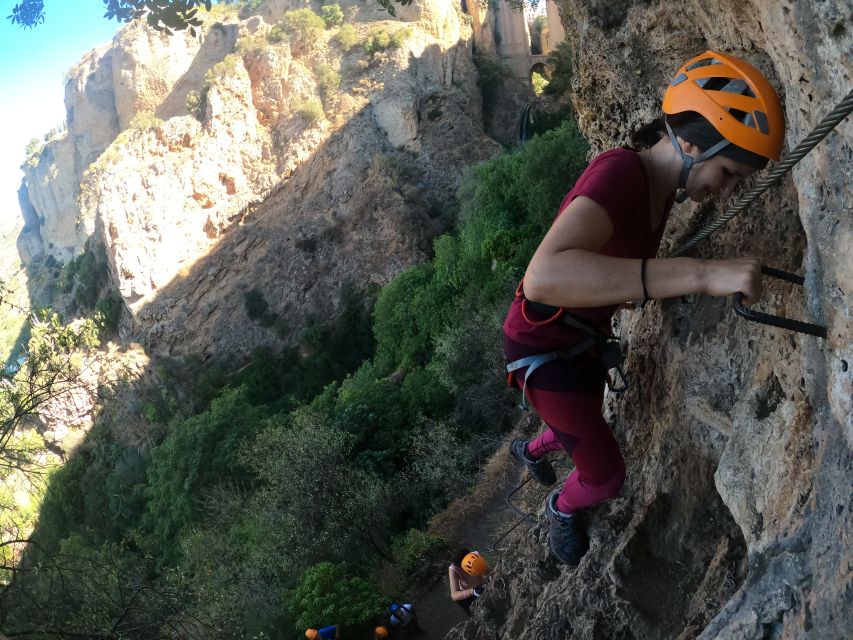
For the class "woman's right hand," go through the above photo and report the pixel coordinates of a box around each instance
[701,258,762,305]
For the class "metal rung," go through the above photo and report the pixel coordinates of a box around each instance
[734,265,827,338]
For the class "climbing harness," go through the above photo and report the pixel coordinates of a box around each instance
[734,266,827,338]
[505,281,627,411]
[507,89,849,410]
[673,88,853,256]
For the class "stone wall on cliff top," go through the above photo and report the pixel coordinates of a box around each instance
[447,1,851,639]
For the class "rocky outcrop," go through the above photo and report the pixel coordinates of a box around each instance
[19,0,501,357]
[19,23,208,264]
[126,2,500,357]
[448,1,852,639]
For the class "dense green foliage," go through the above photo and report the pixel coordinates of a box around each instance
[2,121,590,636]
[472,48,509,120]
[364,27,410,56]
[288,562,387,633]
[320,3,344,28]
[335,23,360,51]
[545,41,573,97]
[61,242,110,312]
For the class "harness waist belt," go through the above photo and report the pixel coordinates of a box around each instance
[505,337,598,411]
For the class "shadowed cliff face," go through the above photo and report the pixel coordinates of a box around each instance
[445,1,852,639]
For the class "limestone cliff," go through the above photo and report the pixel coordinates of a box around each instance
[449,1,852,639]
[19,0,501,357]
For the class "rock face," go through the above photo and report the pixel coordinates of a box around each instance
[447,1,852,640]
[21,24,207,264]
[19,0,500,356]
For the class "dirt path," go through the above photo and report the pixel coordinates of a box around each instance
[406,418,544,640]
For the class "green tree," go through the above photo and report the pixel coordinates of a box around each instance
[288,562,386,633]
[319,3,343,28]
[1,534,207,637]
[545,41,573,96]
[9,0,210,34]
[141,386,265,565]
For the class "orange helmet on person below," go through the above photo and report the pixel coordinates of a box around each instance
[375,626,390,639]
[305,630,318,640]
[461,552,489,576]
[662,50,784,161]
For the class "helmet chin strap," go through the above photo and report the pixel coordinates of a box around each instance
[665,121,731,203]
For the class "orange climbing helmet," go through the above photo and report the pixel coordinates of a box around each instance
[305,631,318,639]
[662,50,784,161]
[461,551,489,576]
[375,627,390,639]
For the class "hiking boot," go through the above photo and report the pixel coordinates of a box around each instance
[510,439,556,486]
[546,491,589,566]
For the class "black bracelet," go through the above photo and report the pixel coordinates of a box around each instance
[641,258,650,302]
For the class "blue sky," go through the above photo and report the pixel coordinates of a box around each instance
[0,1,120,246]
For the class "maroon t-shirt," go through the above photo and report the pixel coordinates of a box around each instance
[503,147,672,355]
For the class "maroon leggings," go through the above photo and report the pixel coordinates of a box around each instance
[507,342,626,514]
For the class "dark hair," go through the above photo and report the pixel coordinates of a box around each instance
[631,112,769,169]
[630,116,666,150]
[452,548,471,567]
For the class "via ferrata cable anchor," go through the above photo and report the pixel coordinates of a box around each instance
[734,265,827,338]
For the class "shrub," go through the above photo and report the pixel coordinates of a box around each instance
[267,24,286,44]
[335,23,359,51]
[238,0,265,18]
[531,71,548,96]
[288,562,387,632]
[364,27,391,56]
[389,27,410,50]
[273,9,325,56]
[472,49,509,119]
[315,63,341,105]
[320,3,344,27]
[296,98,324,123]
[61,243,109,311]
[235,34,269,55]
[545,41,573,96]
[364,27,409,56]
[186,87,208,120]
[142,386,266,565]
[25,137,43,158]
[95,290,123,334]
[244,288,269,322]
[391,529,446,576]
[128,110,163,131]
[206,53,242,85]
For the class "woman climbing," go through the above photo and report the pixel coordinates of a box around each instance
[504,50,785,565]
[448,549,489,614]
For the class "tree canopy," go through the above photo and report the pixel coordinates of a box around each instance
[8,0,210,34]
[7,0,414,31]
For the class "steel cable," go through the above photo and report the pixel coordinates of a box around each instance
[672,88,853,255]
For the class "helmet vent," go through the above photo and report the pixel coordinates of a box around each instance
[686,58,722,71]
[696,77,757,98]
[721,79,755,97]
[726,108,755,128]
[754,110,770,134]
[695,76,733,91]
